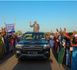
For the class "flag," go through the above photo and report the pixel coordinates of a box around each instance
[5,24,15,34]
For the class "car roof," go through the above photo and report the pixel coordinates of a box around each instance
[25,32,44,34]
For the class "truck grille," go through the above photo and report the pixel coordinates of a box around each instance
[23,46,42,51]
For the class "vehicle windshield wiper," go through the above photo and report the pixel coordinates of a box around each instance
[33,39,44,40]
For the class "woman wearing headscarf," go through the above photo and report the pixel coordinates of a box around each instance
[70,34,77,70]
[54,34,58,52]
[14,33,19,48]
[57,28,66,67]
[10,36,14,52]
[52,32,58,52]
[65,33,71,66]
[63,32,75,66]
[4,34,7,53]
[0,31,4,59]
[58,34,66,67]
[4,32,10,54]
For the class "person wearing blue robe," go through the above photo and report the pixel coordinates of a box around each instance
[71,47,77,70]
[66,38,71,66]
[4,35,10,53]
[71,34,77,70]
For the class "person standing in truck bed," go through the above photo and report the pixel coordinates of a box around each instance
[29,21,40,32]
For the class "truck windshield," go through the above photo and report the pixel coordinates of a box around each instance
[22,33,47,40]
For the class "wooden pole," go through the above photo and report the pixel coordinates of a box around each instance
[14,16,16,33]
[3,16,6,32]
[3,16,6,25]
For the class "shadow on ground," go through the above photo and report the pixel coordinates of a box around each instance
[52,48,71,70]
[13,58,53,70]
[0,53,14,65]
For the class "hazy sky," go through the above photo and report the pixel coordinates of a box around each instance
[0,1,77,33]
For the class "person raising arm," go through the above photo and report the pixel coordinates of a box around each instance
[29,21,40,32]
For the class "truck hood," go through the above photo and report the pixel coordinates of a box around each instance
[18,40,48,44]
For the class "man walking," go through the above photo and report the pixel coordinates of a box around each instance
[30,21,40,32]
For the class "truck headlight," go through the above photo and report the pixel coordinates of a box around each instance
[16,50,21,53]
[16,44,23,48]
[43,44,50,49]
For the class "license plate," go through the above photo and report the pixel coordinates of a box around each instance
[31,52,36,54]
[28,52,38,54]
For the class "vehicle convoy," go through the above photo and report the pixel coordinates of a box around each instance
[15,32,50,60]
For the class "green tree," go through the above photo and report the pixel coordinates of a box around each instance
[16,30,23,35]
[73,31,77,34]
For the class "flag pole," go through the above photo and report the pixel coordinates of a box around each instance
[3,16,6,26]
[3,16,6,32]
[14,16,16,33]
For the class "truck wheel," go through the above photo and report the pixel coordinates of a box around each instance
[46,52,50,60]
[17,58,22,61]
[45,57,50,61]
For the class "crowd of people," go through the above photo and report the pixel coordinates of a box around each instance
[29,21,77,70]
[0,21,77,70]
[0,21,39,59]
[47,28,77,70]
[0,31,22,59]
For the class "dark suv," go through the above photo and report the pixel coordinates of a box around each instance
[15,32,50,60]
